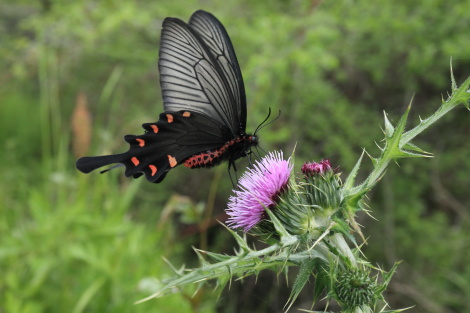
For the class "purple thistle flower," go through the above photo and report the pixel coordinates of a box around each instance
[226,151,293,232]
[301,159,333,176]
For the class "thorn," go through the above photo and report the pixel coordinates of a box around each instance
[450,57,457,91]
[374,140,384,151]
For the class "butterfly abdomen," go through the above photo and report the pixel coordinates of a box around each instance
[184,135,257,168]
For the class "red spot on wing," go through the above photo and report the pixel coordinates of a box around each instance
[131,157,140,166]
[183,111,191,117]
[150,125,159,133]
[136,138,145,147]
[149,165,157,176]
[166,114,174,123]
[168,155,177,167]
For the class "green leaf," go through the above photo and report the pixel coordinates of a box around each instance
[285,257,318,310]
[380,307,414,313]
[331,215,356,244]
[343,150,364,190]
[264,205,297,245]
[392,104,411,152]
[193,248,209,266]
[383,111,395,138]
[221,223,251,253]
[450,59,457,92]
[451,76,470,109]
[380,261,401,290]
[313,265,330,303]
[201,250,232,263]
[401,142,433,158]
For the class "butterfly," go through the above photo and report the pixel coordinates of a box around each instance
[76,10,259,183]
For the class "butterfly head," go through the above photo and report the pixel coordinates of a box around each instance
[230,134,258,161]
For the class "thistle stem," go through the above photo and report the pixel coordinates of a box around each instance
[363,77,470,191]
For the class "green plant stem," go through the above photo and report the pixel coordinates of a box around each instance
[139,236,338,302]
[401,77,470,144]
[364,77,470,191]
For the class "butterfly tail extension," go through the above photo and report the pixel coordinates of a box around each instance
[76,154,127,174]
[76,150,169,183]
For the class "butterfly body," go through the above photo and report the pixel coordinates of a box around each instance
[184,134,257,169]
[76,10,256,183]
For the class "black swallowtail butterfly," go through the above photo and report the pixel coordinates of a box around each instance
[76,10,258,183]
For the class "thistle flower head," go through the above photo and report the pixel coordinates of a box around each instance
[226,151,293,232]
[301,159,333,176]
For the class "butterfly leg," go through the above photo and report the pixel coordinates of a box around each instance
[227,160,239,189]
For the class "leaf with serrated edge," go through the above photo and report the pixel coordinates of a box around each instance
[383,111,395,137]
[264,204,297,244]
[285,258,317,311]
[402,143,433,156]
[343,150,364,190]
[219,222,250,252]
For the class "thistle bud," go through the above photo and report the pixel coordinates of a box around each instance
[334,268,377,309]
[301,159,333,176]
[301,159,342,214]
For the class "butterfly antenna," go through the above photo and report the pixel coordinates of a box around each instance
[254,108,272,134]
[254,109,282,135]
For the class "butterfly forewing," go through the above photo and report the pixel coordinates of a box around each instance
[189,10,247,131]
[159,18,239,135]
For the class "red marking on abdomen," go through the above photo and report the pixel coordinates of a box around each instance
[166,114,174,123]
[149,165,157,176]
[150,125,159,133]
[183,136,254,168]
[183,111,191,117]
[136,138,145,147]
[131,157,140,166]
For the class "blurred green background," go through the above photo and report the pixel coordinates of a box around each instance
[1,0,469,312]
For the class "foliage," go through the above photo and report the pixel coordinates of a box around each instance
[138,75,470,312]
[1,0,469,312]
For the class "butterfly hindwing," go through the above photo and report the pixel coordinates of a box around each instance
[76,111,228,183]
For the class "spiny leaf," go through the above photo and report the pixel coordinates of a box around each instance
[193,248,209,266]
[162,257,185,276]
[331,215,356,244]
[392,103,411,151]
[313,265,330,303]
[450,58,457,91]
[379,261,402,291]
[285,258,318,311]
[212,274,230,299]
[343,150,364,190]
[264,205,297,245]
[202,251,232,262]
[220,222,251,253]
[343,188,369,214]
[383,111,395,138]
[401,143,433,157]
[453,76,470,110]
[380,307,414,313]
